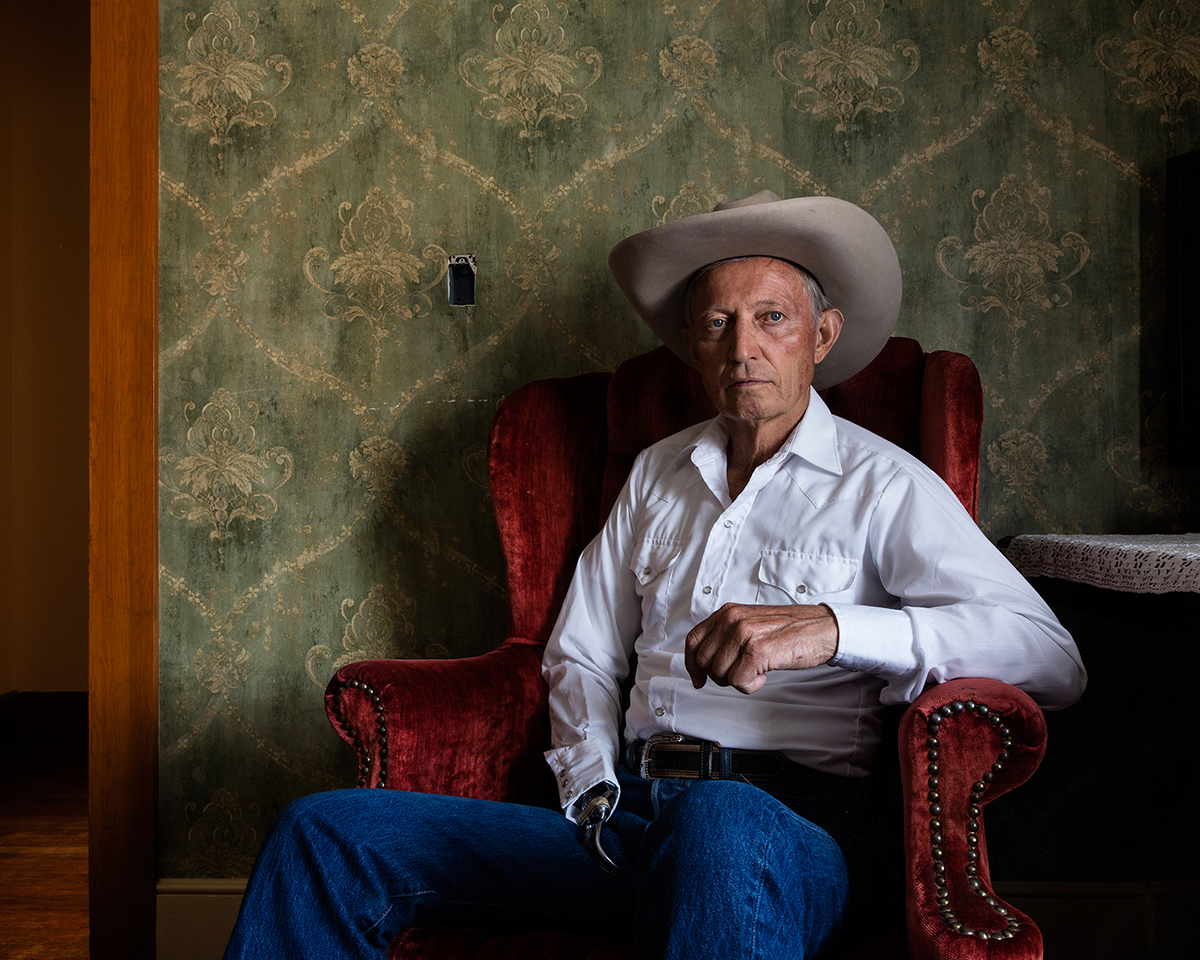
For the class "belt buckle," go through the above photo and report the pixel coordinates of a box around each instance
[638,732,685,780]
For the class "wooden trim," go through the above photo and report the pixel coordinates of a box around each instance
[1,1,14,699]
[89,0,159,957]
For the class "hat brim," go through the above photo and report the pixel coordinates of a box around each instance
[607,195,901,390]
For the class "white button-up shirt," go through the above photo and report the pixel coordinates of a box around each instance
[542,389,1086,816]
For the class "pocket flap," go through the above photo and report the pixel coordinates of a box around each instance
[756,551,859,602]
[630,540,684,586]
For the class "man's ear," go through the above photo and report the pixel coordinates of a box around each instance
[813,309,843,364]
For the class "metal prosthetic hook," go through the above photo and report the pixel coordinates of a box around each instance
[578,792,622,878]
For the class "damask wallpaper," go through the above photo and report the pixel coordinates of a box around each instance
[157,0,1199,878]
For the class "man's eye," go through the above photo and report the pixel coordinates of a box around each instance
[765,311,784,323]
[709,318,726,329]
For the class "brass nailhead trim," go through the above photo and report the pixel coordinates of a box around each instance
[926,700,1020,940]
[335,679,389,790]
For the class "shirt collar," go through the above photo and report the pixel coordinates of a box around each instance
[688,416,730,467]
[683,388,844,478]
[783,388,844,477]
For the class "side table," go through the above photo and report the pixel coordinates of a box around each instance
[989,532,1198,960]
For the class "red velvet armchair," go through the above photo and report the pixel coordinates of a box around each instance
[325,339,1049,960]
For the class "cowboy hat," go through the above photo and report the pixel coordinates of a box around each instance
[607,190,902,390]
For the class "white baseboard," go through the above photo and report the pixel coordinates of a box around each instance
[156,880,246,960]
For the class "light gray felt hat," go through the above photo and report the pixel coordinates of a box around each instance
[607,190,902,390]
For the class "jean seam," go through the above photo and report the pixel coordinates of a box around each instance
[747,804,787,960]
[361,902,396,938]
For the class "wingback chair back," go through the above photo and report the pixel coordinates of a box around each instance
[328,337,1051,960]
[601,339,982,525]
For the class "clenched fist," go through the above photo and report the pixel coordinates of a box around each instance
[684,603,840,694]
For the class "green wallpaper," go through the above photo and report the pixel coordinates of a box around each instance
[157,0,1199,877]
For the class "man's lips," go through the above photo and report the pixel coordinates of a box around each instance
[725,378,771,389]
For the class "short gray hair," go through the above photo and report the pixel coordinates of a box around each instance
[682,256,833,330]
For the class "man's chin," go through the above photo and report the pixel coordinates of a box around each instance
[718,395,809,430]
[721,402,780,424]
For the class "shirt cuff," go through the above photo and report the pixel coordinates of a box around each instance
[823,602,916,679]
[544,739,621,822]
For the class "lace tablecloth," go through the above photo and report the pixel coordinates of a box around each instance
[1004,533,1200,594]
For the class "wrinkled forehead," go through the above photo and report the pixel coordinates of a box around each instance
[685,256,810,314]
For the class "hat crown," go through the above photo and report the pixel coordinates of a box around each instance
[712,189,782,212]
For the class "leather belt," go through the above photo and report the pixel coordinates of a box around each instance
[627,734,860,796]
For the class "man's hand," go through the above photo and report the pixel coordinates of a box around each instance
[684,603,840,694]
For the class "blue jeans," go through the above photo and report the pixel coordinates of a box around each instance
[223,767,883,959]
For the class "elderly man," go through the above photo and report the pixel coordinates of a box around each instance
[223,192,1085,960]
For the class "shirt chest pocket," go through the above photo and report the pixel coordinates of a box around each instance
[629,539,685,640]
[755,551,859,606]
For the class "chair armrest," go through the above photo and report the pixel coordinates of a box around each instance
[325,638,557,807]
[900,678,1048,960]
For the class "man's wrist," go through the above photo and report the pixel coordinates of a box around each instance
[818,603,840,663]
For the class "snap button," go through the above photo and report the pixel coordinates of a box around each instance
[643,566,653,576]
[702,585,712,595]
[655,707,665,717]
[796,584,808,594]
[723,520,733,528]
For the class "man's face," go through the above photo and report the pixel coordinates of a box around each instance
[683,257,842,436]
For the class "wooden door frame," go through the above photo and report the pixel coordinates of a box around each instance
[89,0,158,956]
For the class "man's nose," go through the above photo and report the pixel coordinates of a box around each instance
[728,315,760,362]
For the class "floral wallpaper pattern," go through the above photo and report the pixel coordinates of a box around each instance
[157,0,1200,877]
[773,0,921,136]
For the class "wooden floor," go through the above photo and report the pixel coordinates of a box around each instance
[0,749,89,959]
